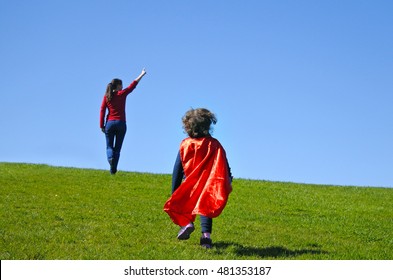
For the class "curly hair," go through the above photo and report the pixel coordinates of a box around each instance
[182,108,217,138]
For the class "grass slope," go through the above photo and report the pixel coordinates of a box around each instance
[1,162,392,260]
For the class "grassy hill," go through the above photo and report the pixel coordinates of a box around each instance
[1,162,392,260]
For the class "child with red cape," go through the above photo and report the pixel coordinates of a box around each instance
[164,108,232,248]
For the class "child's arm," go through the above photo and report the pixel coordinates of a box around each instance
[172,152,184,193]
[226,159,233,182]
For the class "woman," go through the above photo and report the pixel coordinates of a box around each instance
[164,108,232,248]
[100,68,147,174]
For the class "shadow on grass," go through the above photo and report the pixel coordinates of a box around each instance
[214,242,328,259]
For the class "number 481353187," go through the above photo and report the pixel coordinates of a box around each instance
[216,266,271,276]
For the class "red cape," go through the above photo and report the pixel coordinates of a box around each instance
[164,137,232,226]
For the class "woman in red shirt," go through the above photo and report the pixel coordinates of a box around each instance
[100,68,147,174]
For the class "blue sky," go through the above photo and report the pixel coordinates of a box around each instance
[1,0,392,188]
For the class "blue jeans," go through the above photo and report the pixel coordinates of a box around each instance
[105,120,127,174]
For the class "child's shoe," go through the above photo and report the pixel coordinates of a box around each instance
[177,223,195,240]
[200,237,212,249]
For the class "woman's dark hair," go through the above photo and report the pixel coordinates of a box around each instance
[182,108,217,138]
[105,78,122,102]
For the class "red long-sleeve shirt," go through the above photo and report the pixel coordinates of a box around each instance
[100,80,138,128]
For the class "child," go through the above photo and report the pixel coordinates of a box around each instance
[164,108,232,248]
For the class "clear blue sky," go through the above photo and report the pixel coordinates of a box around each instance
[1,0,392,188]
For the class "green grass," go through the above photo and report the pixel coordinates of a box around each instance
[1,162,392,260]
